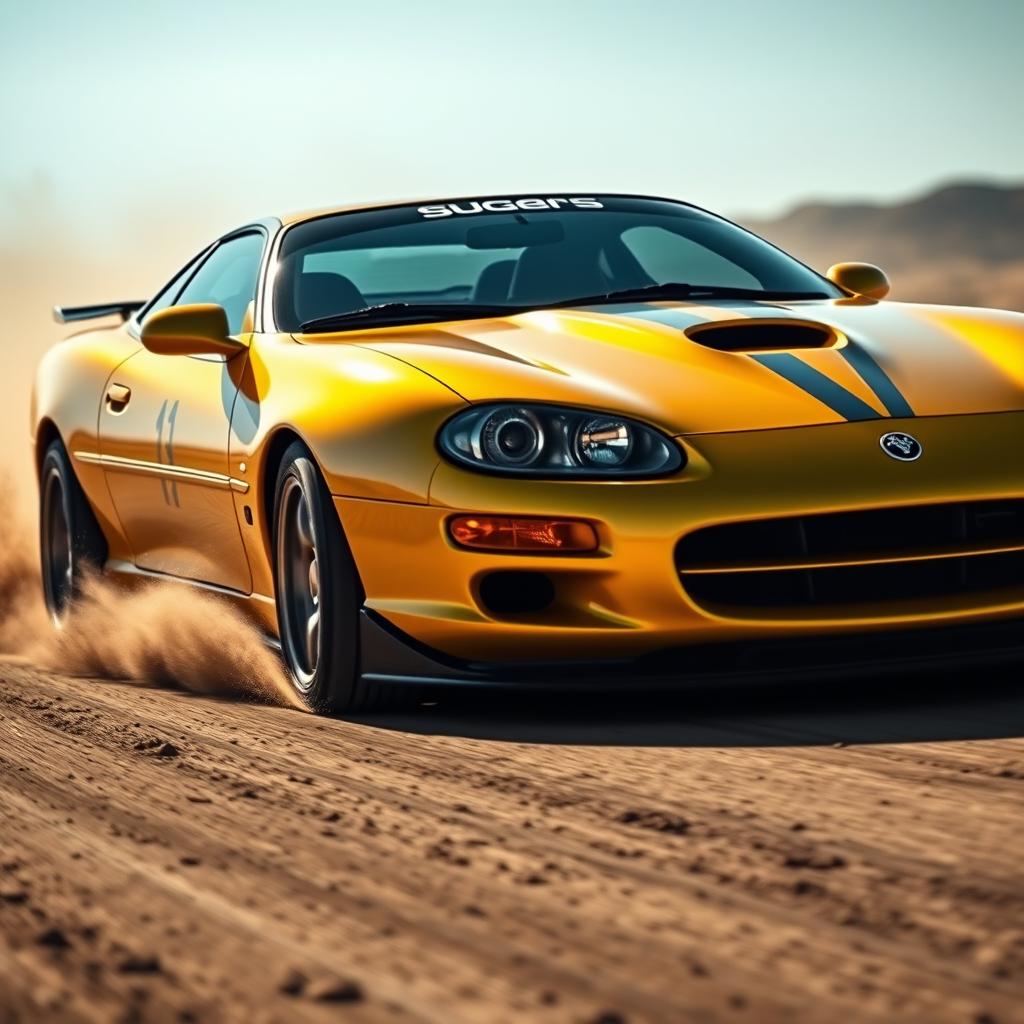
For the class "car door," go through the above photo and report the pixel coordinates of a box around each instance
[99,230,266,592]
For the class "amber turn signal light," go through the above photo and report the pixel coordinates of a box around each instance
[449,515,599,553]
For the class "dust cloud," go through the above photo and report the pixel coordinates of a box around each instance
[0,486,43,653]
[0,178,299,707]
[0,483,300,708]
[31,578,301,710]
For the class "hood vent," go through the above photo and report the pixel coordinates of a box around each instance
[685,319,837,352]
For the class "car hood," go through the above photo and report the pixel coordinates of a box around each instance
[329,298,1024,435]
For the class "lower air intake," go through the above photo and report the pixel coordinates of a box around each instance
[677,499,1024,615]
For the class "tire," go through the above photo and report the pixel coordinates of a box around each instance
[39,439,108,624]
[272,442,404,714]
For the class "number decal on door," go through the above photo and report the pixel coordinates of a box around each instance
[156,399,181,507]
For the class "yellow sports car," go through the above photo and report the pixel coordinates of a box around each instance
[34,194,1024,712]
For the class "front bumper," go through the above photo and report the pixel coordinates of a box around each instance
[357,609,1024,688]
[336,411,1024,666]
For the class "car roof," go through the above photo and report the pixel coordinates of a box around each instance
[278,198,424,225]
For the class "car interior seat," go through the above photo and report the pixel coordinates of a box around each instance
[472,260,516,303]
[507,242,609,305]
[282,270,367,326]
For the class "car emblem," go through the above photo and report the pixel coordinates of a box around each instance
[879,431,923,462]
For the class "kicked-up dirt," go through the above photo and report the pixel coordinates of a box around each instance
[1,659,1023,1024]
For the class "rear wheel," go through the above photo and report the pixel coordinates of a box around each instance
[39,439,107,624]
[272,442,403,714]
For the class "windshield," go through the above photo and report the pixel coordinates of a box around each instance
[274,196,840,331]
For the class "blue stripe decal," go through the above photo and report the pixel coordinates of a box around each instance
[577,303,912,422]
[752,353,883,421]
[839,343,915,418]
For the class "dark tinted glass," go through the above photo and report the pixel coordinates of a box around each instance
[274,197,839,330]
[176,232,265,334]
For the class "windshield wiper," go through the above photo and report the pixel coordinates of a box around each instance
[299,302,519,334]
[298,284,831,333]
[556,282,832,306]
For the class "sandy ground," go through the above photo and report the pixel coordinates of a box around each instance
[1,661,1023,1024]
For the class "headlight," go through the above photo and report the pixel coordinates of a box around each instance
[575,416,633,468]
[479,407,543,467]
[438,403,684,477]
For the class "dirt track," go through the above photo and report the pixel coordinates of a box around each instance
[1,661,1023,1024]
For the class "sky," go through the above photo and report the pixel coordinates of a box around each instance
[1,0,1022,255]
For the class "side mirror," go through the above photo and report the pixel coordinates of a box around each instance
[140,304,245,357]
[826,262,891,300]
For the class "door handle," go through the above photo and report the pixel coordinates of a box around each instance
[105,383,131,410]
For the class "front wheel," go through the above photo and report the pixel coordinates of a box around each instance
[39,439,107,624]
[272,442,401,714]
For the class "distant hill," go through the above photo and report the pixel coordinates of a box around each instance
[740,182,1024,311]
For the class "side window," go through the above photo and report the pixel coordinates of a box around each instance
[175,232,265,334]
[138,251,209,324]
[621,226,760,289]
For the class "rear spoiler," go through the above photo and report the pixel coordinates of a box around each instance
[53,301,146,324]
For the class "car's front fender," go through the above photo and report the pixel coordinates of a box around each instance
[229,333,467,604]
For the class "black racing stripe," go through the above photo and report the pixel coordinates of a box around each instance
[839,343,915,418]
[752,353,883,421]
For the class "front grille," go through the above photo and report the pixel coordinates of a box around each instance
[677,499,1024,614]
